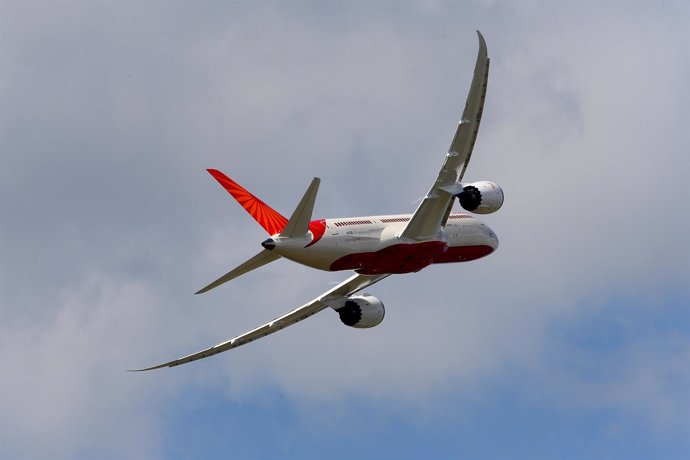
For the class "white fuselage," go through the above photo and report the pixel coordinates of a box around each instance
[267,212,498,275]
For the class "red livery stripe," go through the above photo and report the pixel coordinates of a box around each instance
[207,169,288,235]
[207,170,326,246]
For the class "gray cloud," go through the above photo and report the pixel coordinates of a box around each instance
[1,1,689,457]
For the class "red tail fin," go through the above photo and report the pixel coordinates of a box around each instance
[207,169,288,235]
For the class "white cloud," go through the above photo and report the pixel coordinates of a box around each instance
[0,275,170,458]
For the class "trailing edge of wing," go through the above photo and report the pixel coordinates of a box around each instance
[195,249,281,295]
[400,31,489,241]
[128,273,389,371]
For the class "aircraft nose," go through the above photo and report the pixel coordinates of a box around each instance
[261,237,276,250]
[487,227,499,250]
[481,224,499,250]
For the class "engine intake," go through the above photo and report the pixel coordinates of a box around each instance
[455,181,504,214]
[334,294,385,329]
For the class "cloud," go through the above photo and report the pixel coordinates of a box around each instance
[0,275,166,458]
[1,1,688,457]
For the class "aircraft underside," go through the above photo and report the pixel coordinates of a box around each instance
[331,241,494,274]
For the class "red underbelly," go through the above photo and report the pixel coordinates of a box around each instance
[330,241,447,274]
[432,245,494,263]
[329,242,494,274]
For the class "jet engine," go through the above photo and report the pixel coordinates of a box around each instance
[334,294,385,328]
[455,181,504,214]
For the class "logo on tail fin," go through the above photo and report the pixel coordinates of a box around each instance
[207,169,288,235]
[207,169,326,246]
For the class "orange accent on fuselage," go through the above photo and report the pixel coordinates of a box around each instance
[305,219,327,247]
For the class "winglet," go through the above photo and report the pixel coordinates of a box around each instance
[207,169,288,235]
[476,30,486,49]
[280,177,320,238]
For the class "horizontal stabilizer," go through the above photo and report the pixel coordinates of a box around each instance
[280,177,320,238]
[195,249,281,294]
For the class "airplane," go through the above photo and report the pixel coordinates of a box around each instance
[132,31,502,371]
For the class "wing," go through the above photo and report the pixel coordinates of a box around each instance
[129,273,389,371]
[400,31,489,241]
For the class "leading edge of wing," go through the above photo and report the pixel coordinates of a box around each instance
[399,31,489,241]
[448,30,488,162]
[128,273,389,371]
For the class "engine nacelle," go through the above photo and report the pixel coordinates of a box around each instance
[455,181,504,214]
[334,294,385,329]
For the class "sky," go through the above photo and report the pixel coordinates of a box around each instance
[1,1,689,459]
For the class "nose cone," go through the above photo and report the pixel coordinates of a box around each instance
[261,237,276,250]
[481,224,499,251]
[487,228,499,251]
[489,231,499,250]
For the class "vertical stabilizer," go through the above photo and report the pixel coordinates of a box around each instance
[207,169,288,235]
[280,177,320,238]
